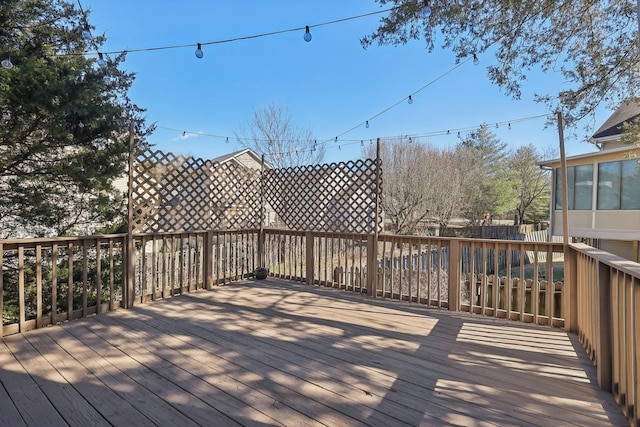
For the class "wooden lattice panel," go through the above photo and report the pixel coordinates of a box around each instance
[131,150,261,233]
[263,159,382,233]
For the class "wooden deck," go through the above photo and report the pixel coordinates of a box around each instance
[0,279,627,426]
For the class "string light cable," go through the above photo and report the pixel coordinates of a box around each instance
[157,112,549,157]
[70,7,397,59]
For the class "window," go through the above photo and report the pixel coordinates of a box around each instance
[555,165,593,210]
[597,162,620,209]
[598,159,640,210]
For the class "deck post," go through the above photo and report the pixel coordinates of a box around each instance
[125,121,136,309]
[204,231,213,290]
[563,245,578,332]
[596,260,612,392]
[448,239,461,311]
[305,232,314,285]
[366,234,377,297]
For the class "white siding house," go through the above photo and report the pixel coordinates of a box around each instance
[538,101,640,261]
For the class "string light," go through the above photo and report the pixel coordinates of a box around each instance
[304,26,312,42]
[473,53,480,65]
[74,8,395,59]
[195,43,203,59]
[157,113,547,156]
[82,25,92,41]
[365,121,369,128]
[97,52,107,67]
[408,95,413,105]
[1,58,13,69]
[421,1,431,18]
[225,137,229,143]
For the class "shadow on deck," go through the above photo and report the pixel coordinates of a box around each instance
[0,278,627,426]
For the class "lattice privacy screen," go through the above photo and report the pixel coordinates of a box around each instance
[131,150,382,234]
[263,159,382,233]
[131,150,261,233]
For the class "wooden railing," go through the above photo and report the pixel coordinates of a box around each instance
[3,227,639,424]
[572,243,640,425]
[1,229,259,337]
[263,229,566,326]
[1,234,126,336]
[130,229,259,304]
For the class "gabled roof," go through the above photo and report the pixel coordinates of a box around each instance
[210,148,271,168]
[592,100,640,140]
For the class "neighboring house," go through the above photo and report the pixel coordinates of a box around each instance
[538,101,640,261]
[209,149,276,228]
[131,148,276,233]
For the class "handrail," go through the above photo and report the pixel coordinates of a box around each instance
[571,242,640,425]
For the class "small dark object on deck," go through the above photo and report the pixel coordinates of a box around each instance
[254,267,269,280]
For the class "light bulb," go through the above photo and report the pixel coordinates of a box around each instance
[195,43,203,59]
[473,54,480,65]
[303,26,312,42]
[226,137,229,143]
[365,121,370,128]
[408,137,413,143]
[78,120,85,128]
[97,53,107,67]
[408,95,413,105]
[103,75,111,83]
[1,58,13,69]
[421,1,431,18]
[82,26,92,41]
[508,123,512,130]
[360,140,364,146]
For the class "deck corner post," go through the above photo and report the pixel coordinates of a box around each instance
[596,260,612,392]
[305,232,314,286]
[366,234,377,297]
[448,239,461,311]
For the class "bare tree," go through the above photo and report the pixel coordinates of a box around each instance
[235,103,326,168]
[365,138,471,234]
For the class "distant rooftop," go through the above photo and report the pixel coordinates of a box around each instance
[592,99,640,140]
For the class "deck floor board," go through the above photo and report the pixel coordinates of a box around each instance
[0,279,628,426]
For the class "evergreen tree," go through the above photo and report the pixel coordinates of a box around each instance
[0,0,149,237]
[457,124,514,224]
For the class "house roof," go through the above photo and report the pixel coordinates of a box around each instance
[210,148,271,168]
[591,100,640,140]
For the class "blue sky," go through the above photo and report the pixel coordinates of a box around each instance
[83,0,608,164]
